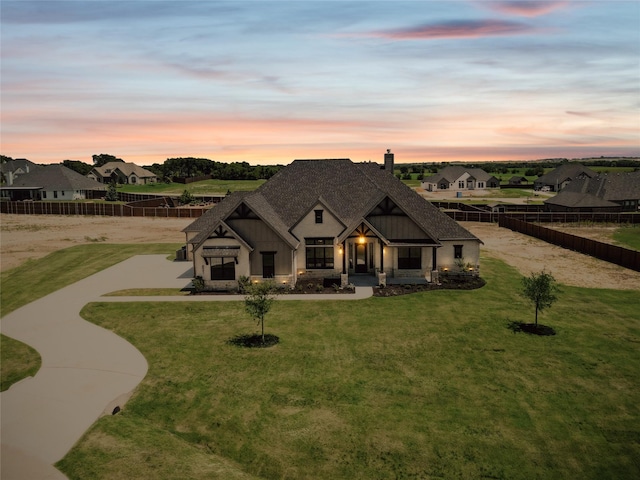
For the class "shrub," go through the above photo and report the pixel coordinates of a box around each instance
[237,275,251,293]
[192,276,204,293]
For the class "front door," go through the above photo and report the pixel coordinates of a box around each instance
[262,252,275,278]
[355,243,367,273]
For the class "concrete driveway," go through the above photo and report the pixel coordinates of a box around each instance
[0,255,372,479]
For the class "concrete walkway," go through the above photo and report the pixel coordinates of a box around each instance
[0,255,372,479]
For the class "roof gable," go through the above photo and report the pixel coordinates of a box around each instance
[11,164,105,190]
[185,158,480,244]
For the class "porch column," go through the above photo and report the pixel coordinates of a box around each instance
[380,243,384,272]
[341,241,346,274]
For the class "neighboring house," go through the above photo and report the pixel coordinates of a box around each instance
[183,155,482,291]
[88,162,157,185]
[544,171,640,212]
[508,176,527,185]
[534,163,596,192]
[0,158,40,186]
[421,166,500,192]
[0,164,106,201]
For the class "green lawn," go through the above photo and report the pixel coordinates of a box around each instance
[57,257,640,479]
[0,335,41,391]
[614,225,640,251]
[0,243,181,391]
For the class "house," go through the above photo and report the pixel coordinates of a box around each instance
[87,162,157,185]
[508,176,527,185]
[0,158,40,186]
[0,164,106,201]
[421,166,500,192]
[534,163,596,192]
[544,171,640,212]
[183,154,482,291]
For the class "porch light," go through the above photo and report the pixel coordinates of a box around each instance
[339,247,343,254]
[358,236,366,244]
[443,267,449,272]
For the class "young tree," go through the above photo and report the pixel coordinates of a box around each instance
[244,281,276,344]
[179,189,194,205]
[105,181,118,201]
[521,270,560,327]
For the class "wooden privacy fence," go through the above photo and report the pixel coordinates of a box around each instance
[499,216,640,272]
[0,201,208,218]
[444,210,639,224]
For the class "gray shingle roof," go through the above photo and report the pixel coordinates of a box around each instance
[535,163,596,186]
[10,164,106,190]
[422,165,496,184]
[185,159,479,244]
[545,171,640,207]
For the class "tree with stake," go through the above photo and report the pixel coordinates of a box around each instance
[521,270,560,329]
[244,281,276,344]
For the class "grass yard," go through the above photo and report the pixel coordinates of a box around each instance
[0,335,41,391]
[57,257,640,479]
[614,225,640,251]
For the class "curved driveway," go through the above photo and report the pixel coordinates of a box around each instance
[0,255,371,479]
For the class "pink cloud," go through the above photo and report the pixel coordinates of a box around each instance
[482,1,570,17]
[353,20,540,41]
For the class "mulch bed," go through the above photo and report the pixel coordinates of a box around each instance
[227,333,280,348]
[373,277,486,297]
[507,321,556,336]
[189,277,486,297]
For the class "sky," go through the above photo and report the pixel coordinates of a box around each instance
[1,0,639,166]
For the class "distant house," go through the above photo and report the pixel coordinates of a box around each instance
[88,162,157,185]
[0,159,40,186]
[421,166,500,192]
[544,171,640,212]
[508,176,527,185]
[534,163,596,192]
[1,164,106,201]
[183,155,482,291]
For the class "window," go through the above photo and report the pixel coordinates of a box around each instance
[458,181,465,189]
[454,245,463,259]
[314,209,323,224]
[478,182,484,188]
[398,247,421,269]
[53,191,58,199]
[306,238,334,269]
[210,258,235,280]
[262,252,275,278]
[42,191,47,199]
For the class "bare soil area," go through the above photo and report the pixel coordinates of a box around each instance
[1,214,638,290]
[0,214,192,272]
[461,222,640,290]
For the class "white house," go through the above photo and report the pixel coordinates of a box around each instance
[88,162,158,185]
[421,166,500,192]
[1,164,105,201]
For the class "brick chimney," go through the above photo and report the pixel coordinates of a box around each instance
[384,149,394,172]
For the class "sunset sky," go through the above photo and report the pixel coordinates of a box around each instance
[1,0,639,166]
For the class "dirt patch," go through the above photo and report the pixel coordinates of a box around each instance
[461,222,640,290]
[0,214,192,272]
[1,214,638,290]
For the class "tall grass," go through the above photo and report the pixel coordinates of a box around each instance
[58,257,640,479]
